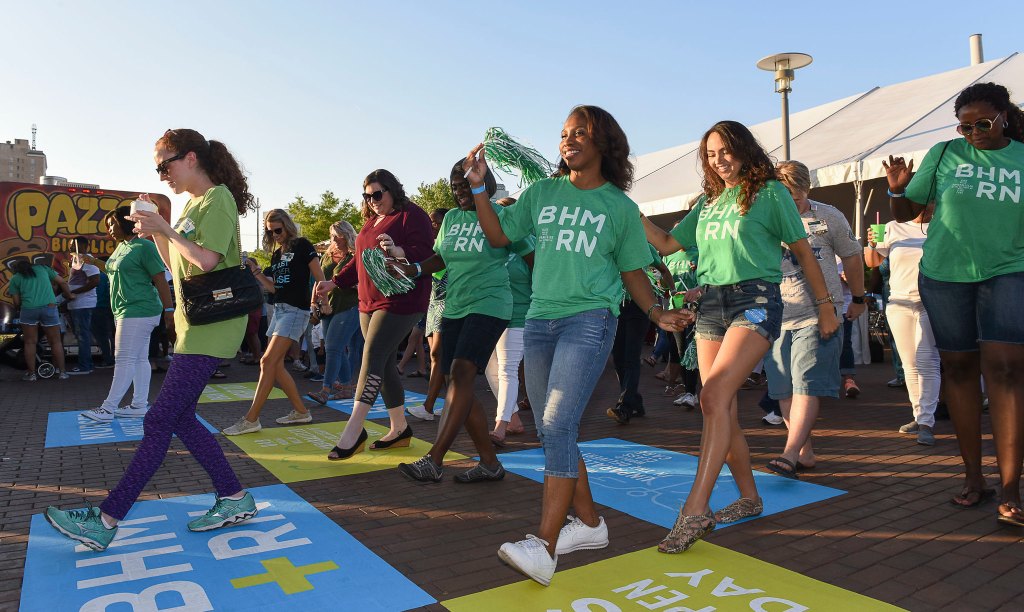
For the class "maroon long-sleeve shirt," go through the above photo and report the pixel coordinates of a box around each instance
[333,203,433,315]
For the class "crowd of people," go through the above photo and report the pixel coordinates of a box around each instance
[27,80,1023,587]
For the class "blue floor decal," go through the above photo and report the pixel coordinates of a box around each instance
[500,438,845,528]
[326,391,444,419]
[44,411,218,448]
[21,483,435,611]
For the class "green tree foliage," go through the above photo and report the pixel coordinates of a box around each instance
[287,191,363,244]
[413,178,456,214]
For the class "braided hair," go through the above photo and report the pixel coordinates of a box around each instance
[954,82,1024,143]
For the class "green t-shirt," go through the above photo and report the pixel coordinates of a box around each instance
[169,185,246,358]
[500,175,652,318]
[434,203,534,320]
[321,252,359,313]
[671,180,807,285]
[106,238,165,319]
[663,247,699,292]
[506,252,532,328]
[906,138,1024,282]
[9,265,58,309]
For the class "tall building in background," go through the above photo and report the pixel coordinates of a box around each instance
[0,138,47,183]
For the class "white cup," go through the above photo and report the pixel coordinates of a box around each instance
[131,199,158,215]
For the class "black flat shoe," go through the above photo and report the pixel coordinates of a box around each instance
[328,429,367,461]
[370,425,413,450]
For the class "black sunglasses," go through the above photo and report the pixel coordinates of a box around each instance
[957,113,1003,136]
[362,188,388,203]
[155,151,188,175]
[266,227,284,235]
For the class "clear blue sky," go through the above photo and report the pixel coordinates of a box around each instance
[3,0,1021,249]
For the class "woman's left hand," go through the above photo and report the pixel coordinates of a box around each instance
[462,143,488,185]
[377,233,396,253]
[818,306,840,340]
[654,307,696,332]
[129,210,173,239]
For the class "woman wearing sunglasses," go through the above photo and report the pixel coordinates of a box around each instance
[315,170,433,459]
[222,208,325,435]
[885,82,1024,527]
[469,105,693,586]
[642,121,839,553]
[43,128,258,551]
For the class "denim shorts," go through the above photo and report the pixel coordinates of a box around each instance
[19,305,60,327]
[266,302,310,342]
[524,308,617,478]
[696,281,783,343]
[919,271,1024,351]
[439,313,508,374]
[764,323,843,399]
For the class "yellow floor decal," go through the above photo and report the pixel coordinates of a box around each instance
[224,420,465,482]
[443,544,903,612]
[200,382,286,403]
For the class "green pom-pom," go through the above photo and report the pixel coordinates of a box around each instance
[681,337,698,370]
[362,249,415,297]
[483,127,554,186]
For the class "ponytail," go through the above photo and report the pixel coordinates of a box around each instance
[157,129,255,214]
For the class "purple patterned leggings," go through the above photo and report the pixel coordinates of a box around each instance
[100,353,242,520]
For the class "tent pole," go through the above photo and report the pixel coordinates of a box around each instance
[853,179,864,242]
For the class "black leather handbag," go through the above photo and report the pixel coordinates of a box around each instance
[179,218,263,325]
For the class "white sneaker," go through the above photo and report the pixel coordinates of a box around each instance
[555,515,608,555]
[762,413,784,426]
[498,535,557,586]
[114,406,149,418]
[407,405,435,421]
[275,410,312,425]
[222,417,262,436]
[81,408,114,423]
[291,361,308,373]
[673,393,697,408]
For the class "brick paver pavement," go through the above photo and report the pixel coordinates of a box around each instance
[1,354,1022,611]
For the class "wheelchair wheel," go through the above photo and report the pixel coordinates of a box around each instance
[37,362,56,379]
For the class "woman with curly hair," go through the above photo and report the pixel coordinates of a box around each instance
[315,169,433,459]
[223,208,325,434]
[470,105,692,586]
[643,120,839,552]
[885,82,1024,527]
[44,128,259,551]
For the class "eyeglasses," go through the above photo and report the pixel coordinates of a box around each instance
[957,113,1003,136]
[362,188,388,203]
[155,151,188,175]
[266,227,284,235]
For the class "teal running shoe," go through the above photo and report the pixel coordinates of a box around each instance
[44,506,117,551]
[187,492,258,532]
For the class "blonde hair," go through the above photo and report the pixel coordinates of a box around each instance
[776,160,811,195]
[328,220,357,255]
[262,208,301,252]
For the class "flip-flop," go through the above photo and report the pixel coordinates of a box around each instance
[408,370,426,378]
[795,461,816,471]
[210,369,227,379]
[489,432,506,448]
[951,488,996,508]
[997,503,1024,527]
[766,457,799,480]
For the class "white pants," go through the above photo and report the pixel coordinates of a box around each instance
[886,299,940,427]
[485,327,525,425]
[100,315,160,411]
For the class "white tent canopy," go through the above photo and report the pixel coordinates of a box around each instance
[630,52,1024,233]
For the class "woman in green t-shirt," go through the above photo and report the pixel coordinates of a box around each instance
[43,128,258,552]
[8,260,74,380]
[884,82,1024,527]
[642,120,839,553]
[468,105,693,586]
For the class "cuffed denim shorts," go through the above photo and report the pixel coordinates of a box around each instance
[764,323,843,399]
[20,305,60,327]
[266,302,310,342]
[919,271,1024,351]
[524,308,617,478]
[695,280,783,343]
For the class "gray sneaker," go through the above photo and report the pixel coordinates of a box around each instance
[899,421,920,434]
[222,417,262,436]
[398,455,444,482]
[454,462,506,483]
[275,410,312,425]
[917,425,935,446]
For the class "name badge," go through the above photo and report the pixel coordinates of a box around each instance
[806,219,828,235]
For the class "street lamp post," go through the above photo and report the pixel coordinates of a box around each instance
[756,53,813,161]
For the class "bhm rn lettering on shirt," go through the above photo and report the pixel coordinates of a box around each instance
[700,203,741,240]
[445,222,486,252]
[537,205,606,257]
[954,165,1021,203]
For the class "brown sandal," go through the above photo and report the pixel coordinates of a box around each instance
[658,509,715,554]
[714,497,763,524]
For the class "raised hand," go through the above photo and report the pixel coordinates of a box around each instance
[882,155,914,192]
[462,143,488,185]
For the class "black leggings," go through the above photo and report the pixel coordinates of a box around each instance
[356,310,423,408]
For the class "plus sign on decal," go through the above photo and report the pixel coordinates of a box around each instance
[231,556,339,595]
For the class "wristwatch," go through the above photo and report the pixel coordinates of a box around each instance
[851,295,866,305]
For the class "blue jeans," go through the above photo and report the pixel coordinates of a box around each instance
[321,306,361,387]
[69,307,94,371]
[919,271,1024,351]
[765,324,843,399]
[524,309,617,478]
